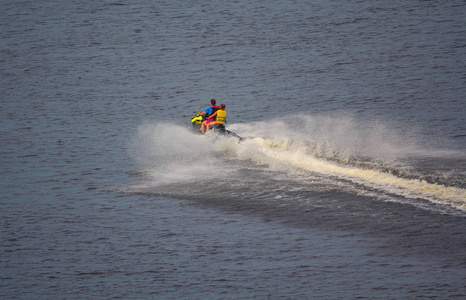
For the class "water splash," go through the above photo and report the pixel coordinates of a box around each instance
[128,116,466,212]
[227,115,466,211]
[128,122,238,186]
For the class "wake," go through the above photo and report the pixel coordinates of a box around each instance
[127,116,466,213]
[226,115,466,212]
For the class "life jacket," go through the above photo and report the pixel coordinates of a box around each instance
[207,105,220,119]
[216,110,226,125]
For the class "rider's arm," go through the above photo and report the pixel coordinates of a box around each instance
[202,107,212,117]
[209,111,218,119]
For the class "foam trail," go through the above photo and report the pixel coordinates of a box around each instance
[244,138,465,210]
[127,117,466,212]
[227,116,466,211]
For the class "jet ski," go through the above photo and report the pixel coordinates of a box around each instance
[190,112,242,141]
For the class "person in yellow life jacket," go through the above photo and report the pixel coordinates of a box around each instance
[202,103,226,134]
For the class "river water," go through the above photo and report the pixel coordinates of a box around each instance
[1,0,465,298]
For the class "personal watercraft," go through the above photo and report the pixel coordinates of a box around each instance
[190,112,242,141]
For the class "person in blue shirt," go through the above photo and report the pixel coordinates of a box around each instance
[199,99,220,119]
[200,99,221,134]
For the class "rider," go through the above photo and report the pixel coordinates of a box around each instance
[203,103,226,134]
[199,99,220,120]
[200,99,220,133]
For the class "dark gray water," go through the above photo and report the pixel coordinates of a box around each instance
[1,0,465,298]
